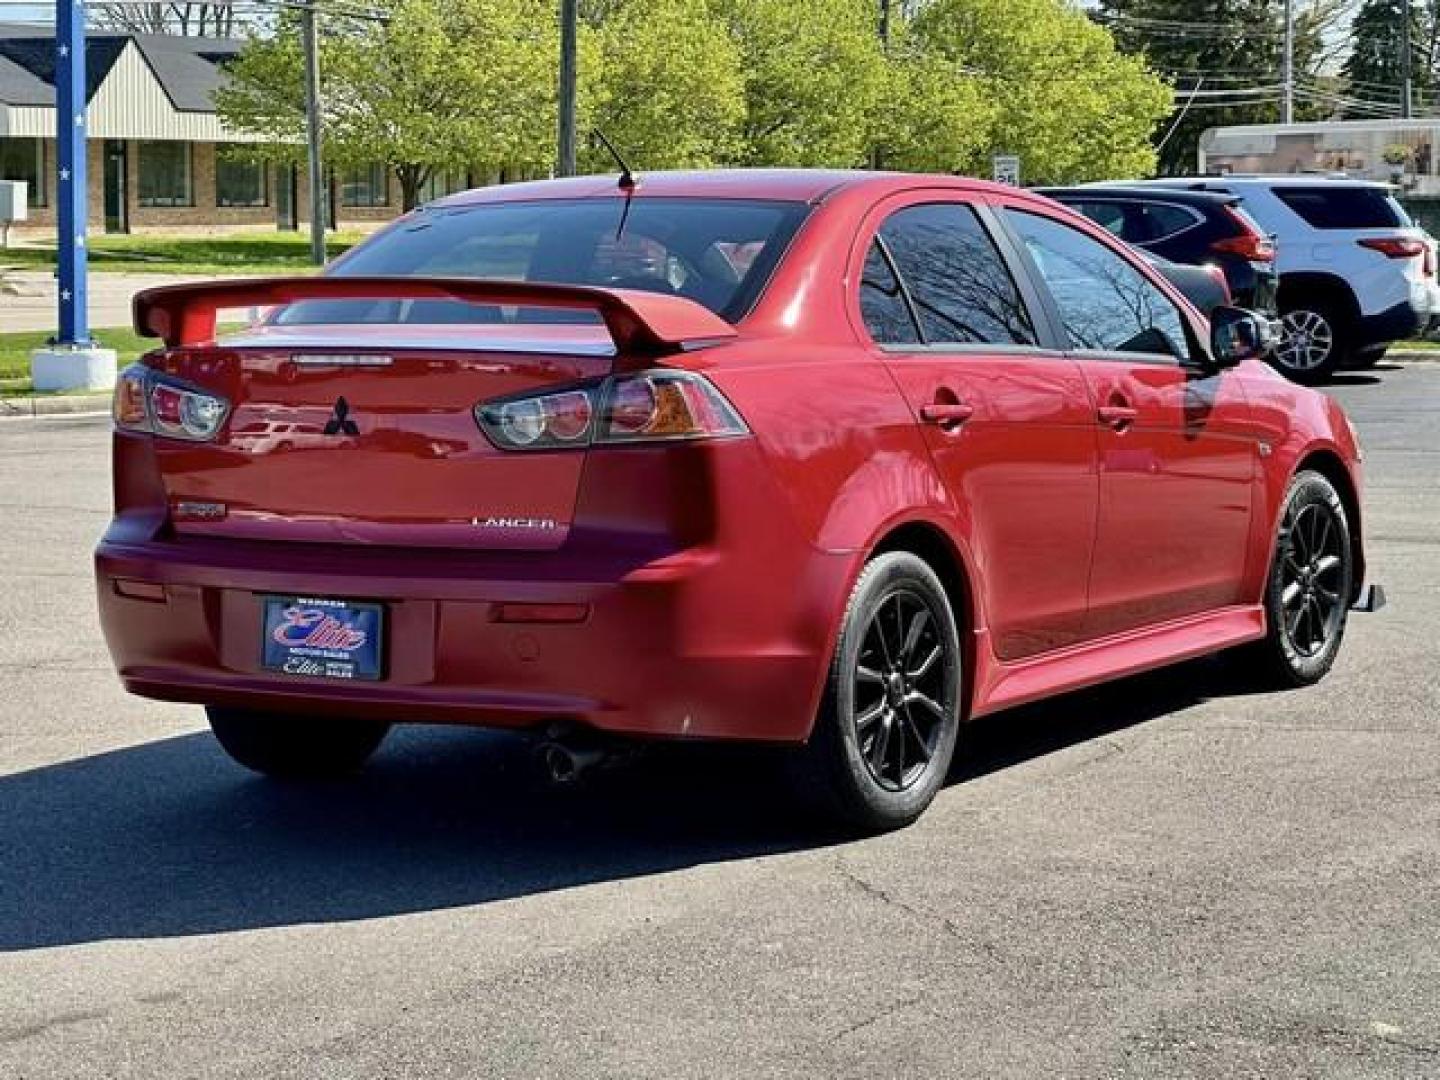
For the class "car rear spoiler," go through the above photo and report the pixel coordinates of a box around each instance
[132,276,738,356]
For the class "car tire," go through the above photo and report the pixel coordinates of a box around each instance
[1273,300,1351,383]
[1237,470,1354,687]
[206,707,391,778]
[793,552,963,833]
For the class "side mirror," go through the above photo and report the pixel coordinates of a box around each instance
[1208,305,1277,369]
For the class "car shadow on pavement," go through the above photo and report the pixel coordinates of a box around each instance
[0,655,1246,952]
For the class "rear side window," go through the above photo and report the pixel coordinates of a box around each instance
[1069,200,1128,238]
[1005,209,1191,361]
[1274,186,1411,230]
[859,242,921,345]
[1139,202,1200,240]
[1064,200,1197,245]
[874,203,1037,346]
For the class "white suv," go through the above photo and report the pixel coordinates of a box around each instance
[1135,177,1439,381]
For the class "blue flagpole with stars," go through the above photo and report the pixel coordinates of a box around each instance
[55,0,89,346]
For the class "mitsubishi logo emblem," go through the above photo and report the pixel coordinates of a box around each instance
[323,396,360,437]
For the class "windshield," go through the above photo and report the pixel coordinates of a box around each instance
[278,197,810,328]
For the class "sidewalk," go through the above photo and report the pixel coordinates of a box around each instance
[2,269,210,332]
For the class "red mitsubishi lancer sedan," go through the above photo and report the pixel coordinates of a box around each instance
[97,170,1380,830]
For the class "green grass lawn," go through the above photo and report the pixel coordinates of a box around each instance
[0,326,160,394]
[1,231,364,276]
[0,324,249,394]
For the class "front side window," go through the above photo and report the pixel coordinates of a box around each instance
[0,138,45,208]
[138,142,193,207]
[1005,209,1190,361]
[341,164,390,208]
[216,151,268,208]
[875,203,1036,346]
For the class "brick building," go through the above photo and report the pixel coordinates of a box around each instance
[0,23,435,237]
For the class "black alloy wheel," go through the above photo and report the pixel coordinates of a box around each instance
[1239,470,1354,687]
[795,551,962,832]
[852,590,950,791]
[1277,501,1346,659]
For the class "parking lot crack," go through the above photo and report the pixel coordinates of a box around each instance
[831,857,972,945]
[832,989,929,1042]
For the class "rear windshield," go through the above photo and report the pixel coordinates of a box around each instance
[1273,186,1411,230]
[279,197,810,327]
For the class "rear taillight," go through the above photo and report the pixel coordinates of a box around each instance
[112,364,230,442]
[1358,237,1427,260]
[476,370,748,451]
[1214,207,1275,262]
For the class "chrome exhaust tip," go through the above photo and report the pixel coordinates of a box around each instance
[536,740,607,785]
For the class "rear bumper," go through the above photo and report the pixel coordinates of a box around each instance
[96,533,850,743]
[1355,298,1423,349]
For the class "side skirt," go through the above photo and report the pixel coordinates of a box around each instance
[969,605,1266,719]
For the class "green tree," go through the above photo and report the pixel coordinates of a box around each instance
[1342,0,1429,117]
[1096,0,1332,174]
[713,0,891,167]
[873,28,996,173]
[913,0,1172,182]
[581,0,746,170]
[217,0,557,212]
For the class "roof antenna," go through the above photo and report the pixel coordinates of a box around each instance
[591,130,638,241]
[592,128,637,191]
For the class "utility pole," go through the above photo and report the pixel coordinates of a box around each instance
[879,0,891,44]
[302,0,326,265]
[557,0,577,177]
[1281,0,1294,124]
[1402,0,1414,119]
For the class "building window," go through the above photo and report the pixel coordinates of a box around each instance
[0,138,45,208]
[138,142,194,207]
[418,168,471,204]
[216,151,268,208]
[340,164,389,208]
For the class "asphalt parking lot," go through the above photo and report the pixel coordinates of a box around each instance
[1,364,1436,1079]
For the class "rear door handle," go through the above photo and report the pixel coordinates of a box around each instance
[1097,405,1138,428]
[919,402,975,426]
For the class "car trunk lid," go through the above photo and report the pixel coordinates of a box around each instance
[132,277,736,551]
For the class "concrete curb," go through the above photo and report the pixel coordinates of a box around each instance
[1385,350,1440,364]
[0,393,111,419]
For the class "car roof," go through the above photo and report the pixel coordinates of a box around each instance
[426,169,1041,210]
[1145,175,1396,192]
[1037,184,1240,207]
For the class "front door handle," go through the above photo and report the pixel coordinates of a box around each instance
[920,402,975,426]
[1097,404,1138,429]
